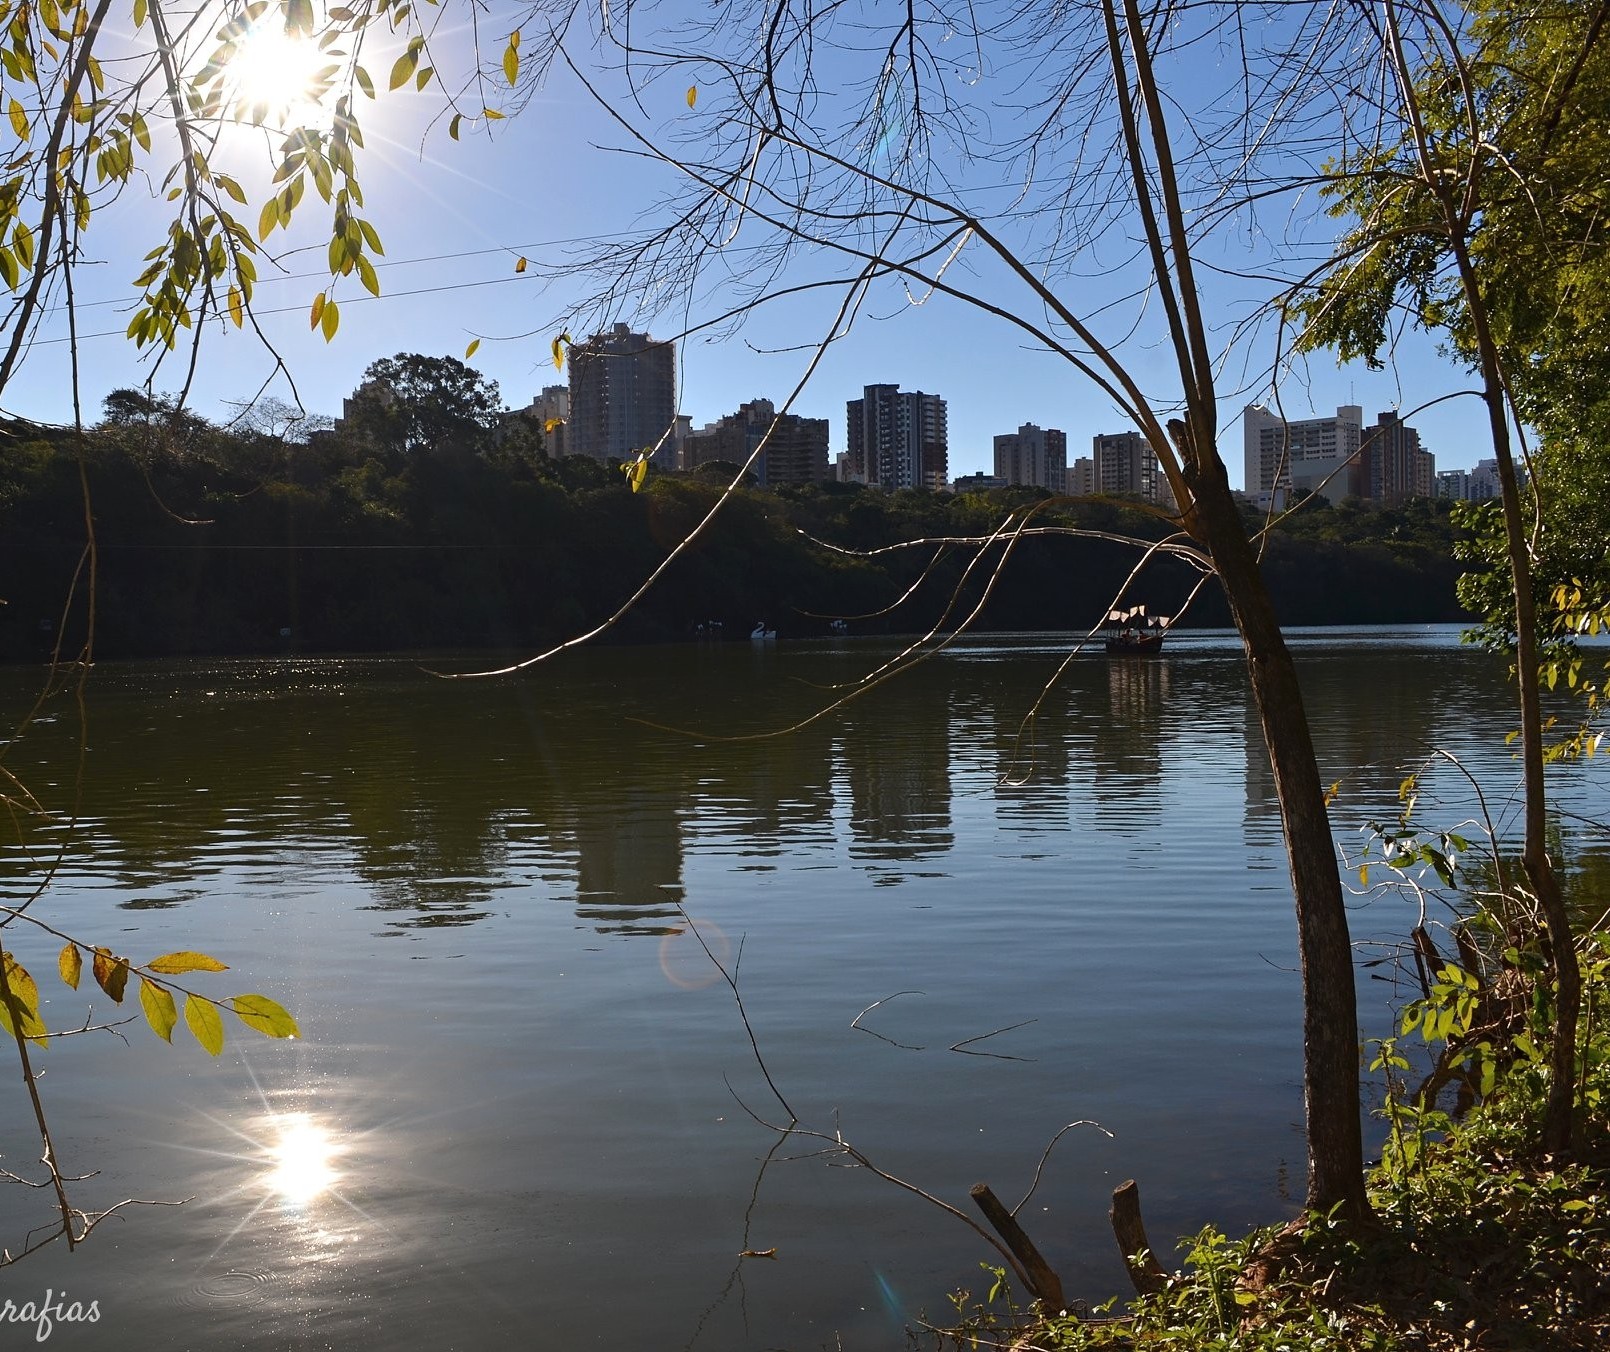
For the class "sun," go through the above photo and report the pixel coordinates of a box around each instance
[224,19,338,130]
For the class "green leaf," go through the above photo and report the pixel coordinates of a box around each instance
[139,978,178,1042]
[0,954,48,1048]
[355,64,375,99]
[449,112,462,140]
[91,947,130,1002]
[58,943,81,989]
[320,297,339,340]
[184,993,225,1055]
[357,253,379,296]
[147,950,229,975]
[8,98,27,139]
[231,994,300,1039]
[388,50,416,91]
[133,0,147,25]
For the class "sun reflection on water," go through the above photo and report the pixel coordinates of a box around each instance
[263,1112,341,1205]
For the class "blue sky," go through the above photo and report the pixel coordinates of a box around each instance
[2,9,1497,486]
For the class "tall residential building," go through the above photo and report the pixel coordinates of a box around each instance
[1243,404,1363,507]
[518,384,570,457]
[567,323,677,464]
[993,423,1067,493]
[1434,469,1470,500]
[846,384,949,490]
[1435,458,1502,502]
[1359,410,1435,503]
[1092,430,1160,501]
[1068,456,1095,496]
[680,398,829,486]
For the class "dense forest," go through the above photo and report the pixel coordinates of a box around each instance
[0,366,1473,662]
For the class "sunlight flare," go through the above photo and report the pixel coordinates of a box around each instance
[264,1113,341,1204]
[224,19,337,130]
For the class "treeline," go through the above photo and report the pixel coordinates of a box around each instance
[0,387,1472,662]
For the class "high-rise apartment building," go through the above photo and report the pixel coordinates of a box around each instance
[567,323,677,464]
[680,399,829,486]
[1244,403,1435,506]
[517,384,570,457]
[1243,404,1363,507]
[1360,410,1435,503]
[1435,458,1501,502]
[993,423,1067,493]
[1067,456,1095,496]
[1092,430,1160,501]
[846,384,948,490]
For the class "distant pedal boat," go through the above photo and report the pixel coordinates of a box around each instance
[751,622,777,642]
[1101,605,1171,655]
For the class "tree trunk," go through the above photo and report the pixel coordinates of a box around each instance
[1175,424,1371,1223]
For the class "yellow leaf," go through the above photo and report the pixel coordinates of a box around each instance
[321,297,339,340]
[91,946,130,1002]
[184,993,225,1055]
[147,950,230,975]
[8,98,27,139]
[551,332,568,370]
[686,84,697,108]
[465,338,480,358]
[0,954,47,1049]
[514,256,527,274]
[502,40,519,86]
[139,978,177,1042]
[2,953,40,1017]
[388,50,416,91]
[310,292,325,329]
[133,0,147,25]
[227,286,244,328]
[483,107,504,120]
[623,452,649,492]
[58,943,81,990]
[231,994,300,1039]
[544,417,561,433]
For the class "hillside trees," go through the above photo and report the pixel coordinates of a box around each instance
[341,353,507,463]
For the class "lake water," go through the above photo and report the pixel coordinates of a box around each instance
[1,628,1605,1350]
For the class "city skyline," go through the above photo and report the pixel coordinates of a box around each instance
[0,48,1501,491]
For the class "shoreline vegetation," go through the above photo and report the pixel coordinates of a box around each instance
[0,399,1472,664]
[934,931,1610,1352]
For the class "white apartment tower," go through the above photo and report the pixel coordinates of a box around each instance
[1243,404,1364,507]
